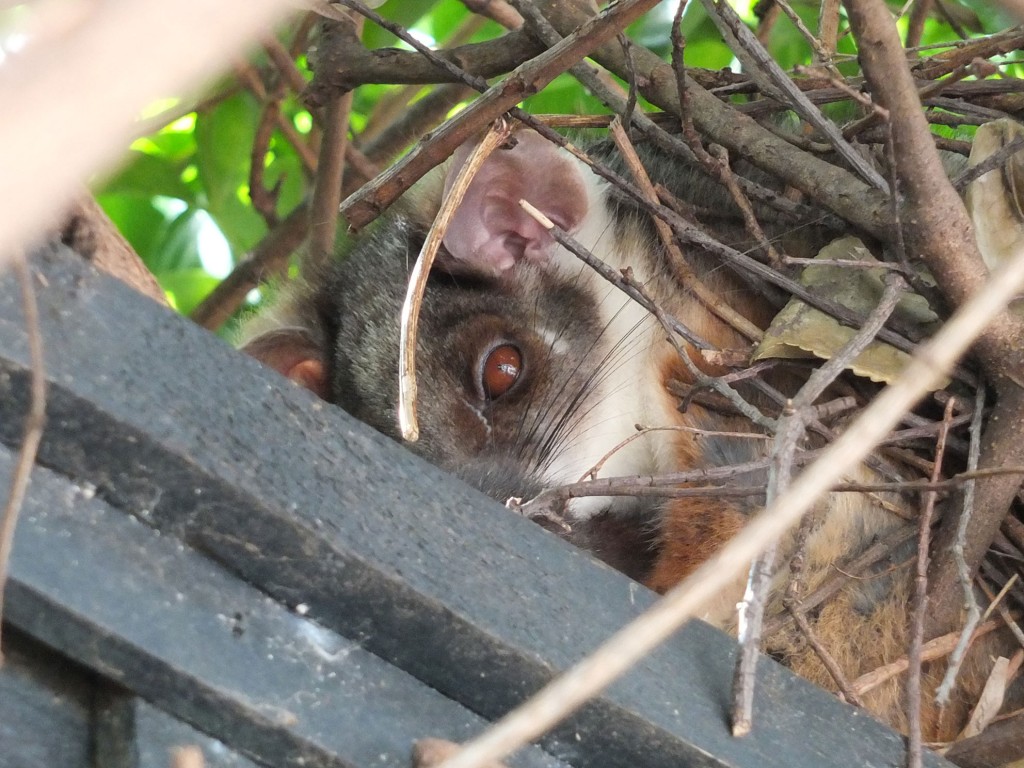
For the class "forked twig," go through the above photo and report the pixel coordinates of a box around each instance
[731,271,906,736]
[936,383,987,705]
[906,399,955,768]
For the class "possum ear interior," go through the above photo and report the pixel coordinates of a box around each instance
[441,129,589,277]
[240,328,329,400]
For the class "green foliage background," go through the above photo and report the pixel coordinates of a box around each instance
[90,0,1018,325]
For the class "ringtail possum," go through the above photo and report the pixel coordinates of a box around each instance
[241,127,1009,740]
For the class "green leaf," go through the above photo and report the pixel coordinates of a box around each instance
[195,92,268,255]
[147,206,210,275]
[160,268,222,316]
[99,150,194,202]
[195,92,260,211]
[96,193,175,264]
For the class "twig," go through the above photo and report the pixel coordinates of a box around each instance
[771,0,843,77]
[670,8,784,268]
[784,513,864,707]
[952,135,1024,192]
[578,423,768,482]
[432,219,1024,768]
[606,117,763,342]
[979,577,1024,651]
[852,619,1004,697]
[905,0,933,51]
[0,252,47,665]
[250,98,283,227]
[517,200,774,430]
[263,35,312,95]
[306,12,361,272]
[731,270,906,736]
[398,120,513,441]
[935,383,987,705]
[700,0,889,191]
[817,0,843,62]
[906,398,954,768]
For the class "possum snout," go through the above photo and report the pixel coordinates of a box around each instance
[452,455,546,509]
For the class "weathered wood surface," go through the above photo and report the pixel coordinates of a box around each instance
[3,444,563,768]
[0,244,951,768]
[0,629,93,768]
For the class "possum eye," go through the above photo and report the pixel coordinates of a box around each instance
[479,344,523,400]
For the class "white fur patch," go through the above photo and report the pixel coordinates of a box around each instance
[541,169,679,519]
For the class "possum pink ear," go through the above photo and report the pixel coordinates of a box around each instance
[240,330,330,400]
[442,130,589,277]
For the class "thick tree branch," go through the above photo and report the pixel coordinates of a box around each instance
[306,24,543,104]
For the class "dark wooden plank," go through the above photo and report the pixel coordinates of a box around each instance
[4,445,567,768]
[94,685,264,768]
[0,244,950,768]
[133,700,262,768]
[0,628,93,768]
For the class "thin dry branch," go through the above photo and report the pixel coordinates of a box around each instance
[936,384,987,705]
[306,13,361,272]
[907,399,954,768]
[0,253,47,665]
[305,8,541,100]
[397,120,513,442]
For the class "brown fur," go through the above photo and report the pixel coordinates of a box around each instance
[611,206,1013,740]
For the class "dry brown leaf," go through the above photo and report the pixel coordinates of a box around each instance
[957,649,1024,740]
[753,236,940,384]
[966,119,1024,272]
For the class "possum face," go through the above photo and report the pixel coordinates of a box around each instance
[338,225,625,505]
[241,130,644,510]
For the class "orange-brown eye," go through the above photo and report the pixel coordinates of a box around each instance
[480,344,522,400]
